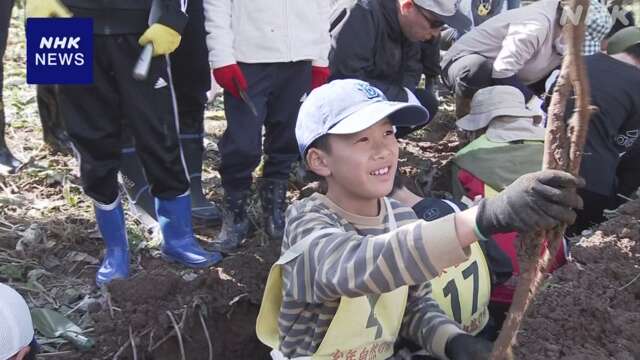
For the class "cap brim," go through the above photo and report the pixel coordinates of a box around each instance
[440,11,472,32]
[328,101,429,135]
[456,106,539,131]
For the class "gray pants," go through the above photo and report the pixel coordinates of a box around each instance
[442,54,493,99]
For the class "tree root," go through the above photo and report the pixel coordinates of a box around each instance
[490,0,593,357]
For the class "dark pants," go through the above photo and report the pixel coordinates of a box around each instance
[59,35,189,205]
[220,61,311,192]
[568,148,640,236]
[0,0,12,101]
[37,85,72,151]
[566,189,614,236]
[0,0,14,146]
[617,149,640,200]
[121,0,209,183]
[443,54,550,100]
[442,54,494,99]
[170,0,210,137]
[122,0,209,141]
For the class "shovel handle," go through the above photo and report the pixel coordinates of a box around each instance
[62,331,95,351]
[133,43,154,80]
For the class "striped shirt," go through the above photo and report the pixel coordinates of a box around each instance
[278,193,470,359]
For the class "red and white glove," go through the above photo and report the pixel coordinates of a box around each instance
[311,66,330,90]
[212,64,247,98]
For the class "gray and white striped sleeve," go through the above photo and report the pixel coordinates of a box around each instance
[281,208,469,304]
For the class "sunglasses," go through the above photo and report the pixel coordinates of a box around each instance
[417,7,446,29]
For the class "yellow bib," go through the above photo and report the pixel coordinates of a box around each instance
[256,198,408,360]
[429,242,491,335]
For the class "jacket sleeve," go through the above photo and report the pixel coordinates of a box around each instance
[313,0,331,67]
[281,205,470,304]
[401,283,465,360]
[329,4,408,101]
[203,0,235,68]
[402,41,423,90]
[156,0,189,34]
[491,21,547,79]
[421,39,442,80]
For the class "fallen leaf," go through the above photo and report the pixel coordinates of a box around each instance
[65,251,99,265]
[0,263,25,281]
[16,224,47,256]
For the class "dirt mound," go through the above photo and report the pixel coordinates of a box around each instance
[514,200,640,360]
[80,240,280,360]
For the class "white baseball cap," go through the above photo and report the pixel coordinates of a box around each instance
[414,0,458,17]
[295,79,429,157]
[414,0,470,33]
[0,283,34,360]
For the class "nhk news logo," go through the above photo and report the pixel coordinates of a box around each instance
[26,18,93,84]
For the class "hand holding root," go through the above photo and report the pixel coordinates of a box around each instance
[476,170,584,237]
[489,0,593,358]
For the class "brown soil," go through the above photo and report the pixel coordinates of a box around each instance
[399,110,467,197]
[78,237,281,360]
[5,6,639,355]
[514,199,640,360]
[71,111,463,360]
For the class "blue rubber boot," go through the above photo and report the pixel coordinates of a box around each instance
[94,199,130,286]
[155,194,223,268]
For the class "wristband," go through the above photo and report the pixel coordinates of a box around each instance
[474,222,491,242]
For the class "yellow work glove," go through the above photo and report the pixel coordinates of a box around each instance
[26,0,72,18]
[138,23,182,56]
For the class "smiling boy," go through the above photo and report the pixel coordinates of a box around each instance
[256,79,583,360]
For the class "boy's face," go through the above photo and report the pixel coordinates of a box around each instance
[309,119,399,201]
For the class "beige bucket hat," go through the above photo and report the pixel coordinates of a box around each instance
[457,86,544,142]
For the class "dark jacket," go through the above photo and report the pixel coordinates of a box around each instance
[328,0,422,102]
[569,53,640,196]
[62,0,188,35]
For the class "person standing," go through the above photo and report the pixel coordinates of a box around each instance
[118,0,223,228]
[27,0,223,286]
[0,0,21,174]
[204,0,331,251]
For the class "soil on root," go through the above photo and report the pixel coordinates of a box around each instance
[514,199,640,360]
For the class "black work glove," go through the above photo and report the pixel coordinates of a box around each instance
[445,334,492,360]
[476,170,584,236]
